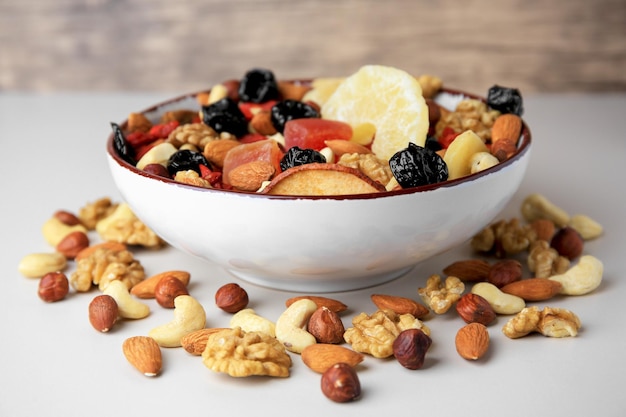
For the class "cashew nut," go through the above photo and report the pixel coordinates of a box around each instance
[471,282,525,315]
[18,252,67,278]
[102,279,150,319]
[520,193,570,227]
[148,295,206,347]
[230,308,276,337]
[568,214,603,241]
[41,217,88,247]
[549,255,603,295]
[275,298,317,353]
[136,142,178,170]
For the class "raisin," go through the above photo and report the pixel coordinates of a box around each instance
[201,98,248,137]
[111,122,136,166]
[270,100,320,133]
[487,85,524,116]
[389,143,448,188]
[238,68,279,103]
[280,147,326,171]
[167,149,212,176]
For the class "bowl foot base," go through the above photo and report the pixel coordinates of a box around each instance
[224,265,415,293]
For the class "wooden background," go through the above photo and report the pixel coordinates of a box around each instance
[1,0,625,94]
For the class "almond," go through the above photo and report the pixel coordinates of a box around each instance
[180,328,229,355]
[285,295,347,313]
[202,139,241,169]
[370,294,429,319]
[500,278,563,301]
[442,259,491,282]
[122,336,162,376]
[455,323,490,360]
[249,110,277,136]
[491,113,522,144]
[301,344,364,373]
[130,270,191,299]
[228,160,276,192]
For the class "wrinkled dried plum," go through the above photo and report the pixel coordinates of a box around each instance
[389,143,448,188]
[424,135,442,152]
[487,85,524,116]
[167,149,212,176]
[111,122,136,166]
[271,100,320,133]
[280,146,326,171]
[238,68,279,103]
[201,98,248,137]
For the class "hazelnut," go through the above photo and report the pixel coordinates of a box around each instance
[155,276,189,308]
[488,259,522,288]
[550,226,584,260]
[88,294,118,333]
[320,363,361,403]
[456,293,496,325]
[56,230,90,259]
[392,328,432,370]
[215,283,249,313]
[307,306,345,344]
[38,271,69,302]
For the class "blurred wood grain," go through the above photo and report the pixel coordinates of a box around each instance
[1,0,624,93]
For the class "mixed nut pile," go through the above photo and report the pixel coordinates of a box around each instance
[18,67,604,403]
[19,191,603,403]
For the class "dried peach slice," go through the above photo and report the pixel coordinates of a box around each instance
[262,163,386,196]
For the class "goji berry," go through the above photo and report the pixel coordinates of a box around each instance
[438,127,460,149]
[148,120,180,139]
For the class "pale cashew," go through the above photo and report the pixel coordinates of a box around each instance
[18,252,67,278]
[230,308,276,337]
[549,255,603,295]
[148,295,206,347]
[102,279,150,319]
[568,214,603,240]
[471,282,525,315]
[136,142,178,170]
[521,193,570,227]
[41,217,88,247]
[275,298,317,353]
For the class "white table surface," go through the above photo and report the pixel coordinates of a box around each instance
[1,92,625,416]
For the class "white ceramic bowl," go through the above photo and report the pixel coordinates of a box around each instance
[106,89,531,293]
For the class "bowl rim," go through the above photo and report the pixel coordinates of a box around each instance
[106,86,532,201]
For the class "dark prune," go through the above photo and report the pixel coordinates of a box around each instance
[238,68,279,103]
[271,100,320,133]
[111,122,136,166]
[487,85,524,116]
[424,135,442,152]
[167,149,212,176]
[201,98,248,137]
[280,146,326,171]
[389,143,448,188]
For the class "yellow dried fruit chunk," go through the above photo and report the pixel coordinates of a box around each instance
[443,130,489,180]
